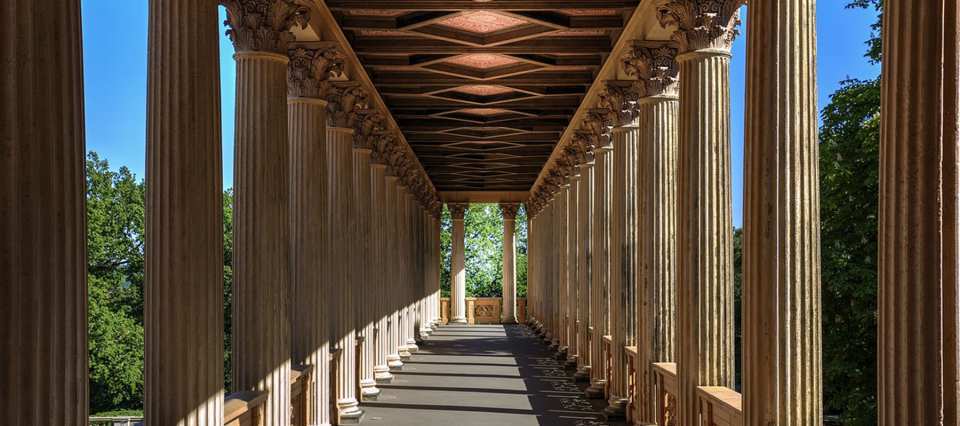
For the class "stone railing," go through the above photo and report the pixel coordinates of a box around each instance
[224,390,268,426]
[625,345,638,424]
[696,386,742,426]
[602,334,613,399]
[89,416,142,426]
[439,297,527,324]
[290,365,313,426]
[652,362,678,426]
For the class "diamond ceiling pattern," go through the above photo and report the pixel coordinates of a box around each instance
[329,1,639,191]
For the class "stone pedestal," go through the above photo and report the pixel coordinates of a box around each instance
[2,1,89,423]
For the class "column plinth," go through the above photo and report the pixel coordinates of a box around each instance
[449,203,469,324]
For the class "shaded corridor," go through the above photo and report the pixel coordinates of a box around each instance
[362,324,625,426]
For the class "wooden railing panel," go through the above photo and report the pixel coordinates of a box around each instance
[625,346,638,423]
[224,390,268,426]
[602,335,613,399]
[473,297,502,324]
[440,298,450,324]
[290,365,313,426]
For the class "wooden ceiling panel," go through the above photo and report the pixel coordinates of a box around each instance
[329,0,639,191]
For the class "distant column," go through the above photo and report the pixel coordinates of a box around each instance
[370,142,393,383]
[384,168,404,370]
[353,112,380,401]
[587,135,613,400]
[657,1,743,423]
[450,203,469,324]
[501,204,520,323]
[2,1,88,423]
[575,147,596,383]
[287,44,342,426]
[566,168,581,369]
[622,40,680,424]
[222,2,310,424]
[878,1,960,425]
[603,84,640,419]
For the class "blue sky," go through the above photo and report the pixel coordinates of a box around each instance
[81,1,880,227]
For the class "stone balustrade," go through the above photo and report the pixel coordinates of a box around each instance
[625,346,638,423]
[653,363,678,426]
[696,386,743,426]
[224,391,268,426]
[440,297,528,325]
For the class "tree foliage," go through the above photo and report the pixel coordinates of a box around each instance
[439,204,528,299]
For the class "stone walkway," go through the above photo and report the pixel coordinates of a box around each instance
[361,324,625,426]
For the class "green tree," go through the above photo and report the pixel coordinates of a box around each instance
[85,153,146,413]
[223,189,235,391]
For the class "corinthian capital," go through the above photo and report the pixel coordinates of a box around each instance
[287,44,345,98]
[449,203,467,220]
[598,82,640,126]
[326,84,368,128]
[221,0,310,54]
[656,0,744,52]
[622,41,680,98]
[354,110,386,150]
[500,203,520,220]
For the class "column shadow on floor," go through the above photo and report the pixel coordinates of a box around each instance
[360,324,625,426]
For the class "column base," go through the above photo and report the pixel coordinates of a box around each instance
[419,326,433,337]
[360,379,381,401]
[337,398,364,424]
[405,338,419,353]
[602,397,628,420]
[374,365,393,382]
[574,366,592,383]
[501,316,518,324]
[387,353,404,369]
[585,381,606,399]
[450,317,468,324]
[564,355,579,370]
[547,341,560,352]
[398,345,412,359]
[554,346,569,360]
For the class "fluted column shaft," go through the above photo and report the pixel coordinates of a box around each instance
[576,163,595,378]
[1,1,88,423]
[451,205,468,323]
[675,48,735,426]
[636,97,680,423]
[607,124,639,413]
[421,209,434,335]
[501,205,519,323]
[742,0,822,424]
[556,188,569,349]
[400,190,417,354]
[232,50,291,426]
[588,145,613,396]
[328,127,362,420]
[567,178,580,363]
[288,97,331,425]
[878,1,960,424]
[396,186,412,357]
[144,3,224,425]
[371,163,393,382]
[353,147,379,400]
[385,175,404,368]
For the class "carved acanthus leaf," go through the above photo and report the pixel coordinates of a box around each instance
[449,203,467,220]
[656,0,744,52]
[326,85,368,129]
[287,45,345,98]
[598,83,640,126]
[353,110,386,150]
[500,203,520,220]
[221,0,310,54]
[622,41,681,98]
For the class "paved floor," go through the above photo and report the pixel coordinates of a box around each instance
[361,324,625,426]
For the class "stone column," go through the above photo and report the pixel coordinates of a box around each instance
[555,186,569,355]
[223,2,308,424]
[622,41,681,423]
[327,113,363,422]
[144,3,224,425]
[657,1,743,423]
[587,140,613,399]
[741,1,822,424]
[450,203,469,324]
[288,43,342,426]
[501,204,520,323]
[396,182,412,359]
[566,173,580,369]
[353,126,380,400]
[420,209,435,337]
[605,111,640,419]
[878,1,960,424]
[384,171,404,369]
[401,188,419,355]
[2,1,88,423]
[370,148,393,383]
[575,157,596,383]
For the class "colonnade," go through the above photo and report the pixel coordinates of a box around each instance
[525,0,959,425]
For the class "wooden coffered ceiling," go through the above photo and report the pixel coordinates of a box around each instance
[326,0,640,192]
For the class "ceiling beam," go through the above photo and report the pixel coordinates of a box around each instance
[326,0,638,10]
[350,37,612,54]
